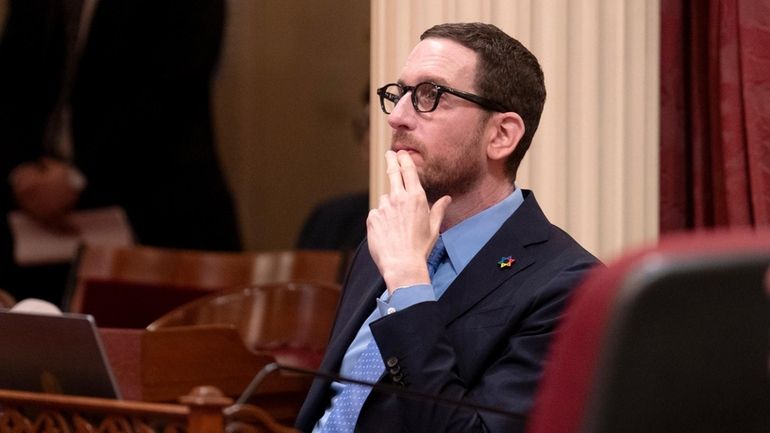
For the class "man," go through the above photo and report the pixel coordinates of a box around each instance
[296,23,599,433]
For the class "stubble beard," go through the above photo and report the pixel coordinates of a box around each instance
[392,125,485,204]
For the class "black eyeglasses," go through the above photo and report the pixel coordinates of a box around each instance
[376,81,508,114]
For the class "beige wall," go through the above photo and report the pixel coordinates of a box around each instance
[214,0,371,251]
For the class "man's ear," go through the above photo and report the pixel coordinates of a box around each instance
[486,112,525,161]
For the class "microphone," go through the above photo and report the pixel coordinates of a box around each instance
[236,362,526,421]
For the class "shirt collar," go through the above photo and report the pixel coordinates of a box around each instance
[440,188,524,275]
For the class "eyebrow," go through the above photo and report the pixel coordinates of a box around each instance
[396,76,448,87]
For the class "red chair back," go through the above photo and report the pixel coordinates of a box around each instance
[527,229,770,433]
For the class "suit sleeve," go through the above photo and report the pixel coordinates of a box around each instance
[368,260,595,433]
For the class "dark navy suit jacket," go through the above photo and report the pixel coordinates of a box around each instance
[296,190,600,433]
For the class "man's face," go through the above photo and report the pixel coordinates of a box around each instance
[387,38,491,203]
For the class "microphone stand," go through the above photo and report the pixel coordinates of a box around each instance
[237,362,525,421]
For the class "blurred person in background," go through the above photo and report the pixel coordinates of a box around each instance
[0,0,241,305]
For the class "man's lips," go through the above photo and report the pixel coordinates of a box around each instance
[391,131,423,156]
[391,144,419,154]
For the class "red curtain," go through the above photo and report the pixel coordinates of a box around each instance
[660,0,770,233]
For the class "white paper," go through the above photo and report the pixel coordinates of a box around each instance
[9,206,134,266]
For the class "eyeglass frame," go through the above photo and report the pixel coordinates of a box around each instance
[376,81,509,115]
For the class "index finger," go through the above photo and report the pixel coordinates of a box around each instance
[385,150,405,193]
[396,150,423,192]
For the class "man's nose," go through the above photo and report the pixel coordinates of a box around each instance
[387,93,416,129]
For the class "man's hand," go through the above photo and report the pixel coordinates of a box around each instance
[367,150,452,294]
[10,158,82,226]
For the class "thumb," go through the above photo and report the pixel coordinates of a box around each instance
[429,195,452,234]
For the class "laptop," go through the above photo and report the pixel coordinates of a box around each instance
[0,310,122,399]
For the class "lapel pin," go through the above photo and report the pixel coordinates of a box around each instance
[497,256,516,269]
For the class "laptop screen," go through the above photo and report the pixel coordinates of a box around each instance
[0,310,121,399]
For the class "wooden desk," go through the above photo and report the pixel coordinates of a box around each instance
[99,326,314,425]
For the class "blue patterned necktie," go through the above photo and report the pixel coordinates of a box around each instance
[320,238,447,432]
[426,236,446,278]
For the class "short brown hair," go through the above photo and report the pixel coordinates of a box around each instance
[421,23,546,181]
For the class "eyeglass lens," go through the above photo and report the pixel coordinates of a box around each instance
[380,83,440,114]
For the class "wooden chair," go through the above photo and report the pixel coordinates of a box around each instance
[147,281,342,370]
[66,245,344,328]
[0,386,298,433]
[144,281,341,425]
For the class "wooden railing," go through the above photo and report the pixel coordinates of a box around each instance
[0,386,298,433]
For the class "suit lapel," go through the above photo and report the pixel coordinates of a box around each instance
[438,191,552,324]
